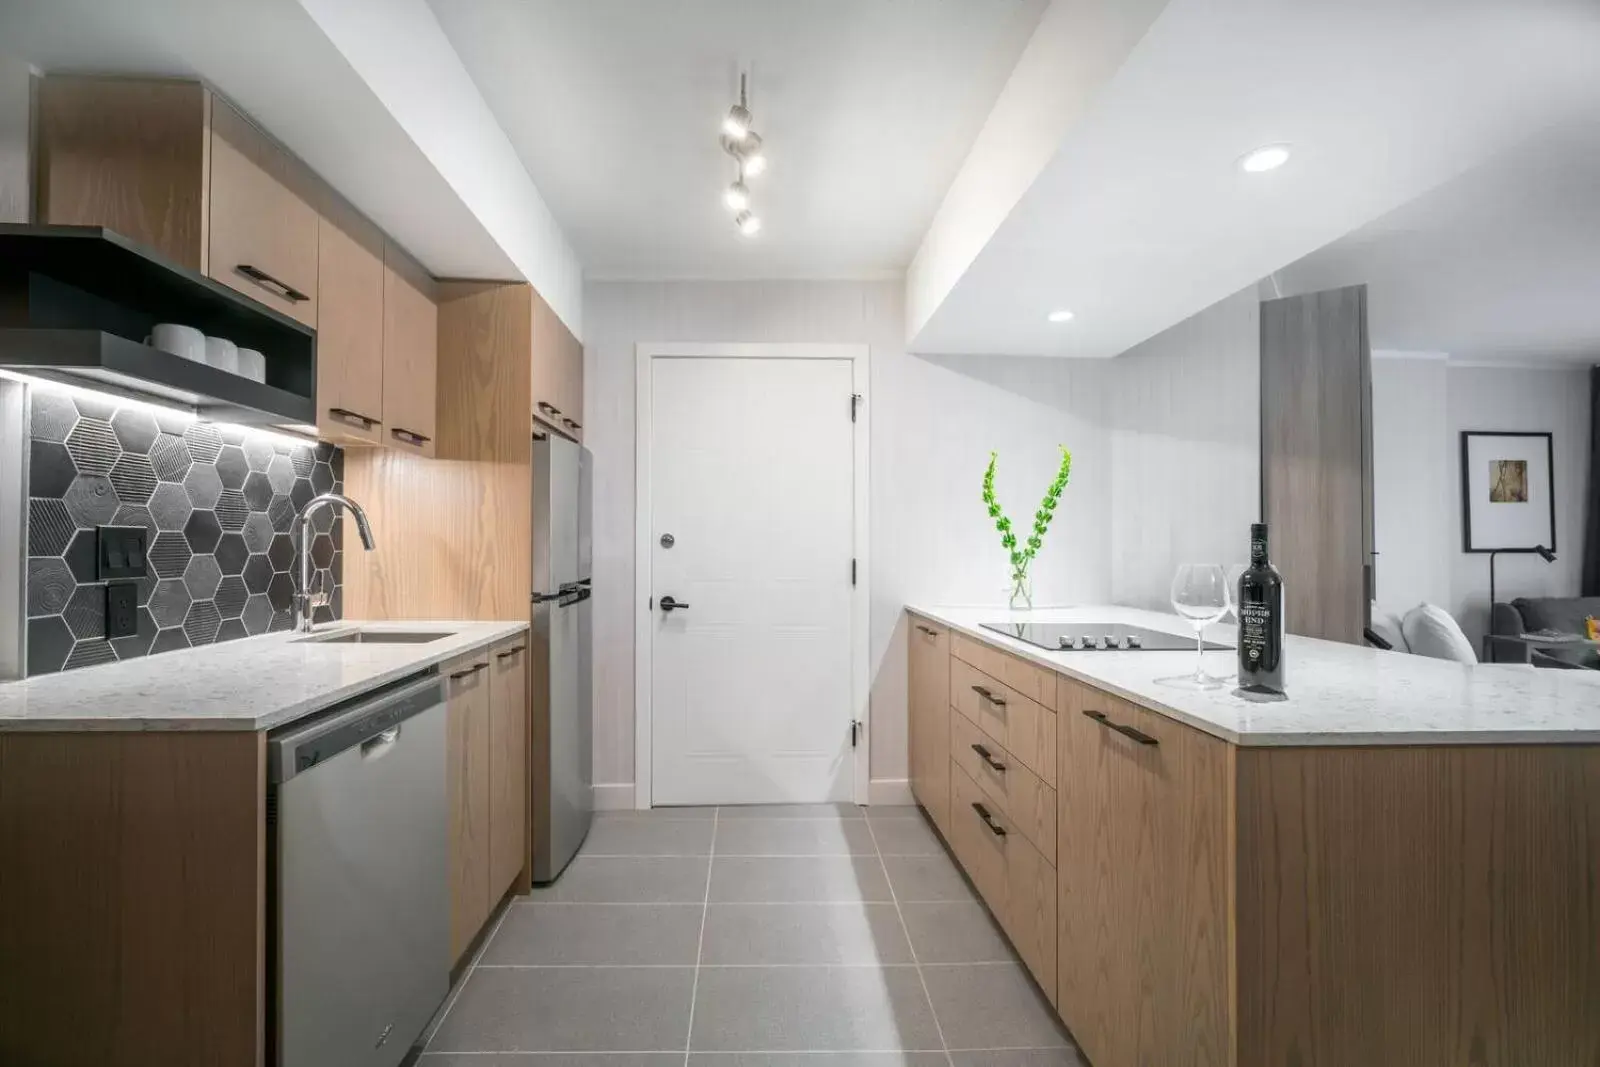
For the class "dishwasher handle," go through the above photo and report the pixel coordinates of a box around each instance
[269,673,444,783]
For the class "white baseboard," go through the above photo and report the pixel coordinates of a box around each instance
[868,778,914,806]
[592,783,637,811]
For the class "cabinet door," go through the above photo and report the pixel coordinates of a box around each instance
[488,636,530,900]
[382,241,438,456]
[530,286,582,440]
[208,96,319,326]
[1057,679,1233,1067]
[907,617,950,833]
[446,651,492,963]
[558,316,584,441]
[315,192,385,445]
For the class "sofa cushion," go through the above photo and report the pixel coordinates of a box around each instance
[1370,603,1409,652]
[1510,596,1600,637]
[1401,603,1478,664]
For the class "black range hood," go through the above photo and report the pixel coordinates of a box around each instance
[0,225,317,426]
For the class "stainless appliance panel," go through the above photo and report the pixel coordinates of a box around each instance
[272,675,448,1067]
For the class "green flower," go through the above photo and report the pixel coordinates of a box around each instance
[981,446,1072,579]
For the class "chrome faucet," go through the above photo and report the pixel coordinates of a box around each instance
[295,493,375,632]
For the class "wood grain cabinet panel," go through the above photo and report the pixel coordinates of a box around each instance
[315,191,386,445]
[950,709,1054,862]
[446,649,493,963]
[382,240,438,457]
[950,656,1056,786]
[907,615,950,833]
[530,284,584,441]
[207,97,319,327]
[951,631,1057,710]
[488,636,530,900]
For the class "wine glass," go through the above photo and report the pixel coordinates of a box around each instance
[1169,563,1230,689]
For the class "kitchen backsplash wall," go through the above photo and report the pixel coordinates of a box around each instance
[23,387,343,675]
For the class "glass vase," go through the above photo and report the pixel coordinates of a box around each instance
[1008,567,1033,611]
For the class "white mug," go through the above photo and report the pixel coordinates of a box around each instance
[205,336,239,374]
[237,348,266,383]
[148,323,205,363]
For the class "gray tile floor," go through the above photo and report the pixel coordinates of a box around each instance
[421,805,1082,1066]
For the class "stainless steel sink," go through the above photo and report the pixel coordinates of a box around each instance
[295,629,455,645]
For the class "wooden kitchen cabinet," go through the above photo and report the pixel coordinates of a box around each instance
[446,648,493,963]
[381,240,439,457]
[487,635,530,900]
[314,190,386,445]
[1056,678,1232,1067]
[530,284,584,441]
[207,97,319,327]
[906,614,950,833]
[35,77,319,327]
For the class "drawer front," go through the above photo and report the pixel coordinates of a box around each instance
[950,656,1057,786]
[952,631,1057,710]
[949,710,1056,863]
[949,762,1057,1001]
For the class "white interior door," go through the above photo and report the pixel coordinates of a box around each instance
[649,355,856,806]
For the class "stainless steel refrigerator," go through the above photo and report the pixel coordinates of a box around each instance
[530,433,594,882]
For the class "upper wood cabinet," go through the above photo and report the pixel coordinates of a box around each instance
[314,191,386,445]
[530,286,583,441]
[381,240,438,457]
[35,76,319,328]
[907,616,950,834]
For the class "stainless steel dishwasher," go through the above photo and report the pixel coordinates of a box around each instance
[268,672,449,1067]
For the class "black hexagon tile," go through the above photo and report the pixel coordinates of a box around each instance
[150,482,193,532]
[148,433,192,482]
[183,509,222,554]
[23,390,343,675]
[29,440,77,498]
[29,391,77,443]
[65,418,122,476]
[65,475,120,528]
[110,408,160,454]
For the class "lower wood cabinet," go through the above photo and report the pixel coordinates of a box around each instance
[907,615,950,833]
[487,635,530,899]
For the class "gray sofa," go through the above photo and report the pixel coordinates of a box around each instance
[1490,597,1600,669]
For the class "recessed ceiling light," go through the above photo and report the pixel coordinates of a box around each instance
[1239,143,1291,173]
[736,210,762,236]
[1047,309,1075,323]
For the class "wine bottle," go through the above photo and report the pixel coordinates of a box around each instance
[1237,522,1285,694]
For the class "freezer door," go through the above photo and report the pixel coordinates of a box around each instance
[578,444,593,579]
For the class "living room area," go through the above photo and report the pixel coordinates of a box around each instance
[1271,114,1600,670]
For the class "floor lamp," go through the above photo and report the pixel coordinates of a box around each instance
[1485,544,1557,660]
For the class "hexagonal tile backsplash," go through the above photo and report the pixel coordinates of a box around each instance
[24,389,344,676]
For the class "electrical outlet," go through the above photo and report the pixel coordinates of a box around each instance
[106,582,139,639]
[97,526,148,580]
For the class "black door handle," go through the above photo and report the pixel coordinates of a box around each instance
[970,684,1007,707]
[972,802,1007,836]
[1083,709,1159,746]
[660,595,689,612]
[236,263,309,302]
[971,743,1006,773]
[915,624,938,637]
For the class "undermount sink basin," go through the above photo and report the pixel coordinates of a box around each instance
[295,629,455,645]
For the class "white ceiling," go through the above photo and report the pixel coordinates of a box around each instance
[1273,116,1600,365]
[428,0,1048,280]
[911,0,1600,358]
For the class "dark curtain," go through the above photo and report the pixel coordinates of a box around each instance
[1585,366,1600,596]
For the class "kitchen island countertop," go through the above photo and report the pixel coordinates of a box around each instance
[909,604,1600,746]
[0,620,528,732]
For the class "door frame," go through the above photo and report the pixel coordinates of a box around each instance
[633,342,870,810]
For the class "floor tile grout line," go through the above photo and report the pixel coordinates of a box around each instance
[864,813,955,1067]
[420,890,516,1050]
[684,806,717,1064]
[419,1045,1072,1058]
[471,962,1018,970]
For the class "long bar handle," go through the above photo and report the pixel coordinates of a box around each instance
[236,263,309,302]
[971,684,1007,707]
[1083,709,1159,746]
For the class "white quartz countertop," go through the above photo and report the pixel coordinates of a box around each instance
[0,620,529,732]
[908,604,1600,746]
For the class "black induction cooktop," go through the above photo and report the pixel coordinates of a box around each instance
[980,621,1231,652]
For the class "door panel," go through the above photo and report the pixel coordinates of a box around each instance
[650,356,855,805]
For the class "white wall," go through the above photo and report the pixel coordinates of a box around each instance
[1369,357,1592,649]
[0,57,32,223]
[1107,285,1261,609]
[583,280,1112,797]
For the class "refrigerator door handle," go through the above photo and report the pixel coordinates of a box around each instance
[532,591,565,604]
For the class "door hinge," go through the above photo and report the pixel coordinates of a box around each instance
[851,720,862,748]
[851,558,857,586]
[850,393,862,422]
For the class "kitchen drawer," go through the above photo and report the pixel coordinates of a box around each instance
[950,656,1057,786]
[950,710,1055,863]
[949,763,1058,1002]
[951,631,1057,710]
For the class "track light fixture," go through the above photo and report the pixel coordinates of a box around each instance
[720,72,769,235]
